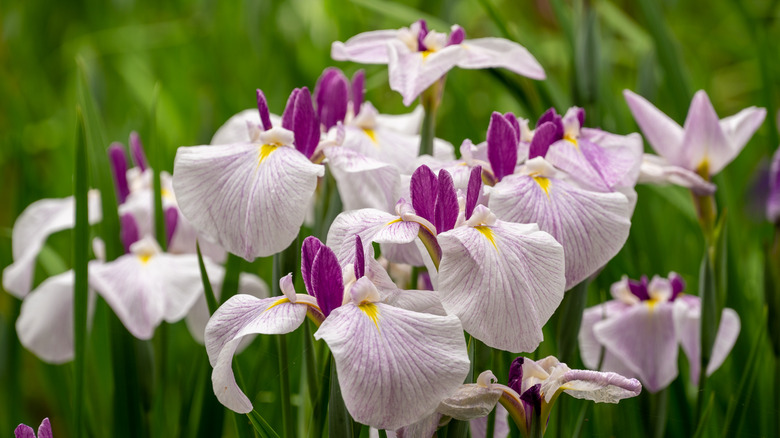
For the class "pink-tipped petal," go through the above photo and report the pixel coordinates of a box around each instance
[438,221,565,352]
[457,38,545,80]
[623,90,685,165]
[314,303,470,429]
[173,143,324,260]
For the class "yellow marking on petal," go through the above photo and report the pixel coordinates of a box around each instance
[363,129,378,145]
[564,134,579,149]
[421,50,434,60]
[475,226,498,252]
[359,302,380,331]
[138,254,152,264]
[386,218,402,226]
[695,159,710,179]
[646,298,661,312]
[533,176,551,198]
[264,297,291,313]
[258,144,278,166]
[161,188,173,200]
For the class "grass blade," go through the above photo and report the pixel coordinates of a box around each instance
[148,83,167,251]
[555,279,590,364]
[248,410,282,438]
[196,242,218,315]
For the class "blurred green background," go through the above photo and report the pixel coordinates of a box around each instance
[1,0,778,436]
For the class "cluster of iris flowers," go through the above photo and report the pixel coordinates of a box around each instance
[7,18,769,438]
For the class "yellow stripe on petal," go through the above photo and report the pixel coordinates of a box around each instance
[258,144,278,166]
[533,176,551,198]
[386,218,402,226]
[363,129,378,145]
[564,134,579,149]
[359,302,380,331]
[138,254,152,264]
[421,50,434,60]
[264,297,290,313]
[475,226,498,252]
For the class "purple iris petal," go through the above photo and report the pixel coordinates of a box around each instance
[520,383,542,426]
[447,25,465,46]
[628,276,650,301]
[411,165,438,224]
[669,273,685,301]
[507,356,524,394]
[120,213,140,253]
[281,88,300,131]
[417,19,429,51]
[164,206,178,247]
[293,87,321,158]
[301,236,324,297]
[256,89,273,131]
[505,112,521,145]
[351,70,366,117]
[465,165,482,220]
[108,143,130,204]
[129,131,148,171]
[435,169,458,233]
[528,122,559,160]
[537,108,564,139]
[354,235,365,279]
[575,107,586,128]
[311,244,344,317]
[487,112,518,182]
[314,68,349,130]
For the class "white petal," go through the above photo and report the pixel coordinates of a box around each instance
[211,109,282,145]
[388,42,464,106]
[374,105,424,135]
[458,38,545,80]
[324,146,401,212]
[489,174,631,289]
[4,193,101,298]
[578,301,629,369]
[680,90,730,173]
[437,221,565,352]
[560,369,642,403]
[314,302,470,429]
[327,208,419,267]
[16,271,76,363]
[331,30,400,64]
[469,404,509,438]
[173,143,324,260]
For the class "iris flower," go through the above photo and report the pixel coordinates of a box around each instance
[579,273,741,392]
[486,110,639,289]
[205,236,470,430]
[332,20,545,105]
[173,88,325,260]
[14,418,52,438]
[624,89,766,194]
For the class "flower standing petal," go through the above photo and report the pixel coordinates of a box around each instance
[623,90,686,166]
[457,38,545,80]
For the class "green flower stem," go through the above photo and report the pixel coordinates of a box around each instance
[419,77,445,157]
[73,109,89,438]
[272,243,299,438]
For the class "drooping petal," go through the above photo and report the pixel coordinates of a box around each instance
[314,302,470,429]
[173,143,324,260]
[3,193,101,298]
[326,208,419,267]
[673,296,741,385]
[469,404,509,438]
[680,90,730,174]
[559,369,642,403]
[489,173,631,289]
[437,220,566,352]
[637,154,717,195]
[324,146,401,212]
[382,288,446,316]
[623,90,685,165]
[16,271,77,363]
[580,129,644,189]
[578,301,630,370]
[388,41,464,106]
[457,38,545,80]
[592,302,678,393]
[331,29,401,64]
[205,294,307,412]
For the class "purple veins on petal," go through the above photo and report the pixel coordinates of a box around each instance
[411,164,439,224]
[256,89,273,131]
[447,25,465,46]
[487,112,519,182]
[628,276,650,301]
[301,236,324,297]
[528,122,559,160]
[108,143,130,204]
[120,213,140,253]
[508,356,525,394]
[351,70,366,116]
[314,68,349,130]
[354,235,365,279]
[311,244,344,317]
[130,131,148,171]
[164,206,179,247]
[465,165,482,220]
[435,169,459,233]
[14,424,35,438]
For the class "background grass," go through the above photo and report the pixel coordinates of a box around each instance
[1,0,778,436]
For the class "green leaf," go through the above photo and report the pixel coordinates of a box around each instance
[555,278,590,364]
[247,410,282,438]
[329,355,355,437]
[349,0,449,31]
[148,82,167,251]
[196,242,219,315]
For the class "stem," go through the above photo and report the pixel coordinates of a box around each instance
[74,109,89,438]
[649,388,668,438]
[196,242,219,315]
[329,355,355,436]
[272,245,298,438]
[419,77,445,157]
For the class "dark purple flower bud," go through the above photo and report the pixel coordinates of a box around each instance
[351,70,366,117]
[108,143,130,204]
[311,243,344,317]
[465,165,482,220]
[120,213,140,253]
[487,112,518,182]
[282,87,321,158]
[417,20,429,51]
[447,25,466,46]
[164,207,178,247]
[669,273,685,301]
[520,383,542,426]
[354,235,365,279]
[528,122,559,160]
[507,356,525,394]
[411,165,438,224]
[256,89,273,131]
[129,131,148,171]
[301,236,324,297]
[314,68,349,130]
[434,169,458,233]
[628,275,650,301]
